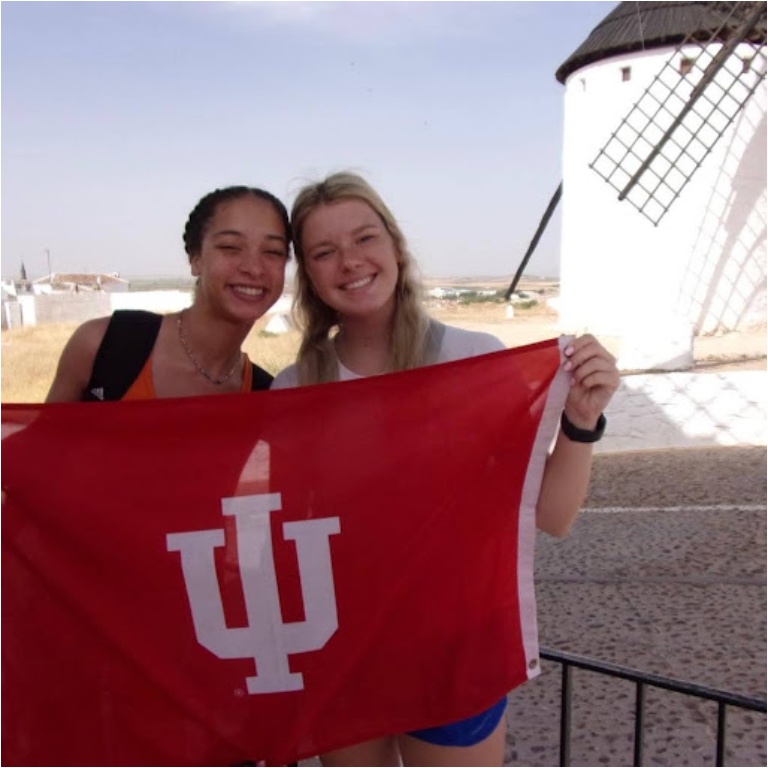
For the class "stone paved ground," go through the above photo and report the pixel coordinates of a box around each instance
[505,446,766,767]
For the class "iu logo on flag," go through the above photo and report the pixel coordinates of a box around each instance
[167,492,341,694]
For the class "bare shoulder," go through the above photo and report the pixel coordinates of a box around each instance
[71,316,112,347]
[59,316,113,364]
[45,316,112,402]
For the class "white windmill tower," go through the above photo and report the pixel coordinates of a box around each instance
[554,1,766,370]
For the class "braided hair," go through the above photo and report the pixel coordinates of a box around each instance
[182,186,291,259]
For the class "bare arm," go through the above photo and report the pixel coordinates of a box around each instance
[536,334,621,537]
[45,317,111,403]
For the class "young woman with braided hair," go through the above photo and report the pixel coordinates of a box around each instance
[46,185,290,402]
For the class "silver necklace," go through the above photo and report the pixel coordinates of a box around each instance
[177,312,241,386]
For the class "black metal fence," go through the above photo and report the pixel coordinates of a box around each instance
[541,647,767,767]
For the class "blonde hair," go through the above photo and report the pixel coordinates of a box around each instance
[291,172,432,385]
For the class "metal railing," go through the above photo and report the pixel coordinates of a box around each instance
[541,647,767,767]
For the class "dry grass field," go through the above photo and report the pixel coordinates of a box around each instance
[0,314,303,404]
[2,278,764,403]
[0,289,555,404]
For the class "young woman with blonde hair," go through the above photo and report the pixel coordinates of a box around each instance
[273,171,620,767]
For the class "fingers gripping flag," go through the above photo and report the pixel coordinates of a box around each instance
[2,339,569,766]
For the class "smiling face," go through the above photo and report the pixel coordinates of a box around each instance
[191,195,289,323]
[299,199,401,323]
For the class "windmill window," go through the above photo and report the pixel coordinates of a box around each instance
[679,57,695,76]
[621,66,631,82]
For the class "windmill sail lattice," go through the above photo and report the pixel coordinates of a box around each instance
[590,1,767,225]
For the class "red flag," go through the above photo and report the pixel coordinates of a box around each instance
[2,339,568,766]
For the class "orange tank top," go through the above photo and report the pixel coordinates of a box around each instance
[122,355,254,400]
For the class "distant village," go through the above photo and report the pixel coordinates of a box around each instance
[1,270,547,332]
[4,270,129,293]
[1,271,172,330]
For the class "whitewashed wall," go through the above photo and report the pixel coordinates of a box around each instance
[109,290,192,314]
[559,45,766,371]
[4,290,292,327]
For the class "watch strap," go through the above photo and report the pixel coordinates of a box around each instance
[561,411,606,443]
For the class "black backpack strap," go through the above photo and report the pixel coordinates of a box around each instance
[250,363,274,391]
[82,310,163,401]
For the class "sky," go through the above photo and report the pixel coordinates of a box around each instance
[1,0,617,281]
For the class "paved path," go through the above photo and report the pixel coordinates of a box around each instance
[505,446,767,767]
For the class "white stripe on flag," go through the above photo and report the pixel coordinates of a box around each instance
[516,336,572,681]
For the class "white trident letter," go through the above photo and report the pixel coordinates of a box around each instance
[166,492,340,694]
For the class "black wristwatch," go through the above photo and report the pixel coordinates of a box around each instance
[560,412,606,443]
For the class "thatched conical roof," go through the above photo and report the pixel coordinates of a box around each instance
[556,1,766,83]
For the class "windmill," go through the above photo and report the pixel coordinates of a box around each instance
[589,1,766,226]
[514,1,766,370]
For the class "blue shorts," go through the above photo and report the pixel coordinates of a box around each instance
[407,697,507,747]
